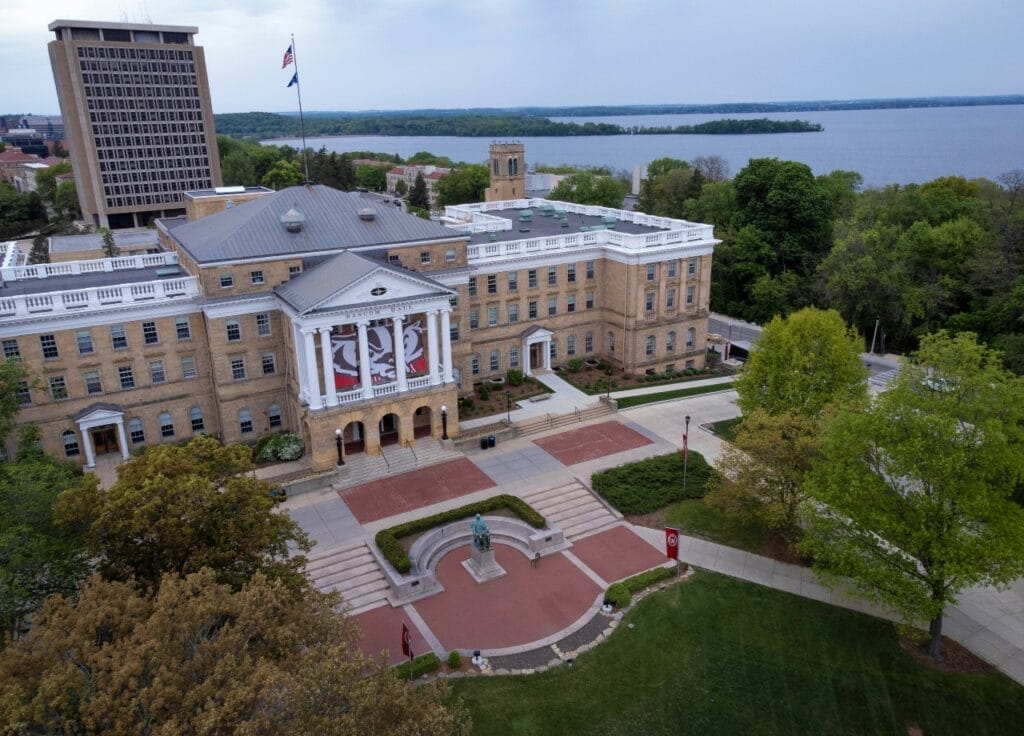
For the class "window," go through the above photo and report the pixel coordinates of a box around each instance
[175,316,191,340]
[567,335,576,355]
[256,313,271,337]
[646,335,656,356]
[487,275,497,294]
[608,331,616,353]
[567,264,577,283]
[226,320,241,341]
[450,324,460,343]
[118,364,135,389]
[190,407,204,432]
[549,341,557,361]
[585,332,594,353]
[686,285,695,305]
[62,430,80,458]
[83,370,102,394]
[647,263,656,281]
[231,357,246,380]
[686,359,695,369]
[1,339,19,361]
[142,321,158,345]
[419,251,431,266]
[159,412,174,438]
[49,375,68,401]
[445,248,456,263]
[470,354,480,375]
[40,334,58,359]
[149,360,166,384]
[468,277,477,296]
[289,265,302,277]
[527,269,537,288]
[586,291,595,310]
[268,404,282,428]
[567,294,576,313]
[667,288,676,310]
[250,270,265,285]
[487,306,498,327]
[219,274,234,289]
[239,409,253,434]
[510,346,520,367]
[128,418,145,444]
[686,328,696,348]
[508,272,518,291]
[548,266,557,286]
[181,355,197,380]
[110,324,127,349]
[489,350,500,372]
[688,257,697,275]
[547,297,556,316]
[261,353,276,375]
[388,254,401,263]
[508,303,519,323]
[645,291,655,312]
[76,330,94,355]
[16,381,31,405]
[668,260,677,278]
[586,260,595,279]
[667,331,676,352]
[528,301,538,319]
[469,309,479,329]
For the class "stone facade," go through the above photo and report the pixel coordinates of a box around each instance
[485,143,525,202]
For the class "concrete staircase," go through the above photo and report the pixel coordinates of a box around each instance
[522,479,621,540]
[513,401,617,439]
[306,538,389,615]
[332,437,461,491]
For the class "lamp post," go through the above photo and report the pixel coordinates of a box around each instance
[440,405,449,440]
[334,427,344,466]
[682,415,691,496]
[505,390,512,424]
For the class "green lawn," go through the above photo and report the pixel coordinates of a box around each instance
[615,380,735,409]
[666,498,769,554]
[708,416,743,442]
[451,573,1024,736]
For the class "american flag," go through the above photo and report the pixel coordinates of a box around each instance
[282,44,294,69]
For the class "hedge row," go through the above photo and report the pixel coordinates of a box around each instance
[605,565,678,608]
[375,494,546,574]
[394,652,440,679]
[591,451,712,514]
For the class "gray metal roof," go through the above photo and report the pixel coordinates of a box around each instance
[167,185,463,264]
[49,229,160,254]
[466,208,662,245]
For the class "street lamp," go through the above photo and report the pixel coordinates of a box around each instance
[682,415,691,496]
[505,390,512,424]
[440,405,449,440]
[334,428,345,466]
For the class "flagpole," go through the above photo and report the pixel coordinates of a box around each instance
[290,33,310,183]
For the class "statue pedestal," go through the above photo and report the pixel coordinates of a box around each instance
[462,545,506,583]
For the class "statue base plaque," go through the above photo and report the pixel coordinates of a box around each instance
[462,546,506,583]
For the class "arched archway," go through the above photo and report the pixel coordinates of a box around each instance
[343,421,365,455]
[413,406,433,439]
[379,413,400,446]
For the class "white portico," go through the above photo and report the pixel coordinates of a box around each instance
[74,403,130,468]
[521,325,553,376]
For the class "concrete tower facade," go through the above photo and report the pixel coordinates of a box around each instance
[485,142,525,202]
[48,19,222,229]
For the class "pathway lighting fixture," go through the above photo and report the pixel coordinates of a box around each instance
[683,415,691,496]
[441,405,449,440]
[506,390,512,424]
[335,427,345,466]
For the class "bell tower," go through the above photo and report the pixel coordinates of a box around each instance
[485,142,526,202]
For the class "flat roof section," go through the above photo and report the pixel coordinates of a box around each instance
[49,229,160,254]
[466,207,663,245]
[0,264,185,297]
[48,19,199,34]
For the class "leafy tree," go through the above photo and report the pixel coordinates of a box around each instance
[98,228,118,258]
[355,163,388,192]
[221,149,257,186]
[55,435,311,593]
[0,569,470,734]
[32,160,72,206]
[645,157,689,178]
[691,154,730,182]
[548,171,627,208]
[394,178,408,196]
[0,359,28,445]
[0,183,45,238]
[800,331,1024,659]
[53,180,80,220]
[308,148,355,190]
[261,159,303,190]
[406,150,455,167]
[638,164,704,218]
[409,171,430,209]
[436,164,489,207]
[735,306,866,417]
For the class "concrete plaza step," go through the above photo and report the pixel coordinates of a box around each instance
[332,437,462,492]
[521,480,619,540]
[305,539,389,614]
[514,402,617,439]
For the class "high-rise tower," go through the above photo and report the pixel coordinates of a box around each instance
[48,19,222,228]
[485,142,525,202]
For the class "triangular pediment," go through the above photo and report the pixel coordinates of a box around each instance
[312,268,453,314]
[74,402,124,425]
[522,325,554,340]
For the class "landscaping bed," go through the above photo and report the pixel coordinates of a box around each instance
[458,370,552,419]
[555,358,734,395]
[591,451,712,515]
[707,416,743,442]
[615,380,735,409]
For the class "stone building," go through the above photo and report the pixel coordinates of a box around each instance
[485,142,525,201]
[385,165,450,207]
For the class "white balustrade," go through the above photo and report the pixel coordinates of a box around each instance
[0,252,177,282]
[373,382,399,398]
[0,276,199,317]
[407,375,431,390]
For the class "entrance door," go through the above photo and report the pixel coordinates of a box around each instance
[530,343,543,372]
[91,426,119,455]
[379,413,399,446]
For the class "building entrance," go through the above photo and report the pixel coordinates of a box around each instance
[90,425,120,455]
[530,343,543,372]
[379,413,400,446]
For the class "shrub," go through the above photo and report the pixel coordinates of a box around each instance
[591,451,712,514]
[447,650,461,668]
[506,368,525,386]
[479,384,490,400]
[395,652,440,678]
[375,494,546,573]
[459,396,475,410]
[566,357,584,373]
[684,367,697,375]
[605,583,630,608]
[605,566,677,608]
[255,433,304,463]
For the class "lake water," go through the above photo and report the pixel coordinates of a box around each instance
[266,105,1024,188]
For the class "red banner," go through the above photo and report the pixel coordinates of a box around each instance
[401,622,412,658]
[665,527,680,560]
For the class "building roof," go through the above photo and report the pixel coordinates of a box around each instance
[166,185,462,264]
[465,207,662,245]
[49,229,159,254]
[48,19,198,33]
[0,263,184,297]
[0,150,39,163]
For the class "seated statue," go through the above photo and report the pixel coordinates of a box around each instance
[471,513,491,551]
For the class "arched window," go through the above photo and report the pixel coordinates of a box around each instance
[513,158,518,176]
[239,409,253,434]
[507,157,514,177]
[268,404,282,428]
[189,406,204,433]
[128,418,145,444]
[646,335,656,356]
[686,327,696,349]
[62,430,80,457]
[493,158,499,176]
[666,331,676,352]
[159,412,174,438]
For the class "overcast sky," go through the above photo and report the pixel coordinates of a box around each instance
[2,0,1021,115]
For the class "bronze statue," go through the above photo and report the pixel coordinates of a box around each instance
[471,513,491,551]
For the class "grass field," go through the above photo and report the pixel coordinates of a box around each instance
[615,380,735,409]
[708,416,743,441]
[451,573,1024,736]
[666,498,769,554]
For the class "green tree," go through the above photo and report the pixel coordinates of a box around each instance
[0,569,470,734]
[638,163,704,218]
[436,164,490,207]
[261,159,304,190]
[409,171,430,209]
[355,164,388,192]
[691,154,730,182]
[98,227,118,258]
[221,149,257,186]
[55,435,311,593]
[800,331,1024,659]
[53,180,80,220]
[548,171,627,208]
[0,359,28,445]
[32,160,72,206]
[735,307,866,417]
[394,178,408,196]
[308,149,355,190]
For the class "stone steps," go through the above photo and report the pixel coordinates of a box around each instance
[521,479,619,541]
[514,402,617,439]
[305,539,389,614]
[332,438,461,491]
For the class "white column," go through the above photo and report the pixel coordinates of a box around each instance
[427,310,441,386]
[523,337,532,377]
[358,321,373,399]
[81,427,96,468]
[440,309,454,383]
[319,327,339,407]
[543,338,551,370]
[293,322,309,401]
[392,315,408,391]
[115,419,129,460]
[302,329,322,407]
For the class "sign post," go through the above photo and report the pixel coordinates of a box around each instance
[665,527,680,576]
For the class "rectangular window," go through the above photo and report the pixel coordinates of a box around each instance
[468,277,477,296]
[219,274,234,289]
[508,303,519,323]
[469,309,479,329]
[191,412,205,433]
[528,301,538,319]
[471,354,480,375]
[668,260,677,278]
[110,324,127,349]
[548,266,557,286]
[240,413,253,434]
[508,272,518,291]
[226,321,241,342]
[586,260,595,279]
[256,313,271,337]
[289,265,302,277]
[49,375,68,401]
[528,269,537,288]
[175,316,191,340]
[445,248,456,263]
[646,336,655,356]
[646,263,656,281]
[586,291,595,310]
[667,288,676,309]
[549,341,557,362]
[40,334,59,359]
[181,355,197,380]
[487,306,498,327]
[16,381,31,405]
[269,408,282,428]
[585,333,594,353]
[261,353,276,375]
[84,371,103,394]
[488,350,499,372]
[118,365,135,389]
[1,339,20,361]
[231,357,246,380]
[510,346,519,367]
[250,270,264,285]
[487,275,497,294]
[548,297,557,316]
[420,251,431,265]
[142,321,158,345]
[567,294,576,313]
[130,422,145,444]
[686,285,695,305]
[161,416,175,438]
[567,336,577,355]
[567,264,576,283]
[76,330,94,355]
[645,291,655,312]
[450,325,460,343]
[149,360,166,384]
[688,257,697,275]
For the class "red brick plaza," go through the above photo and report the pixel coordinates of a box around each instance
[533,420,653,465]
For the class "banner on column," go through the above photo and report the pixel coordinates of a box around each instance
[403,315,428,376]
[332,316,429,387]
[331,326,360,389]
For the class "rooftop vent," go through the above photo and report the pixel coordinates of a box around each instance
[280,206,305,234]
[358,208,376,221]
[488,232,497,241]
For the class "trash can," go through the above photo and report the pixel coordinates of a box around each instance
[487,435,496,448]
[480,437,488,450]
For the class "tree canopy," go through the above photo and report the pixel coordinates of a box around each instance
[409,171,430,209]
[548,171,628,208]
[436,164,490,207]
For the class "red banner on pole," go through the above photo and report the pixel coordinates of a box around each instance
[665,527,680,560]
[401,622,412,658]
